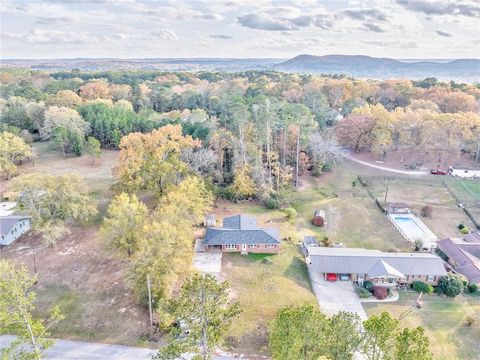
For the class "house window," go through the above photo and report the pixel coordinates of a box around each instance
[224,244,237,250]
[427,275,435,282]
[266,244,276,248]
[248,244,259,249]
[388,278,395,283]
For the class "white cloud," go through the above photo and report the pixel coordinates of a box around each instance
[3,28,103,44]
[151,30,178,41]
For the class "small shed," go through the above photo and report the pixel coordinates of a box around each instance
[386,202,410,214]
[313,209,326,227]
[204,213,216,227]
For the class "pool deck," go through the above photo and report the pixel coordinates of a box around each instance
[388,213,437,249]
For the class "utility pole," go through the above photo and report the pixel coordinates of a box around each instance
[295,125,300,187]
[384,185,389,203]
[147,274,153,327]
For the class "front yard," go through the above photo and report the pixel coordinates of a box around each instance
[364,291,480,360]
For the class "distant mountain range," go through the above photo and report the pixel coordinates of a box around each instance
[274,55,480,82]
[2,55,479,82]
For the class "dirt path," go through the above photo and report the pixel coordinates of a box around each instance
[340,150,428,176]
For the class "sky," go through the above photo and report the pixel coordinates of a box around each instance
[1,0,479,59]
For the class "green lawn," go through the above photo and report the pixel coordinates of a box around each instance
[222,243,317,355]
[363,292,480,360]
[446,176,480,202]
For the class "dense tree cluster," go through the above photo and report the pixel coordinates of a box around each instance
[269,306,432,360]
[1,68,479,201]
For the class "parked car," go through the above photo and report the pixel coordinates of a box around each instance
[430,169,447,175]
[326,273,337,282]
[339,274,350,281]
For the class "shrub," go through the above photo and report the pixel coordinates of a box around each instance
[284,207,297,220]
[434,286,444,295]
[373,286,388,300]
[438,273,465,297]
[467,283,478,294]
[363,280,374,293]
[466,316,475,326]
[261,257,273,265]
[460,227,470,234]
[355,287,371,298]
[413,281,433,294]
[321,236,331,247]
[457,223,465,230]
[420,205,433,217]
[322,161,333,172]
[414,239,424,252]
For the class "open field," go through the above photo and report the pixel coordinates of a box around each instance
[0,227,153,346]
[1,144,155,347]
[366,178,475,239]
[364,291,480,360]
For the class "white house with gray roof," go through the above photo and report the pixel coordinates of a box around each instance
[306,247,446,286]
[0,216,31,246]
[203,214,280,254]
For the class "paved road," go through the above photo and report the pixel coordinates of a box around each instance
[0,336,156,360]
[0,336,252,360]
[340,150,427,176]
[307,264,368,321]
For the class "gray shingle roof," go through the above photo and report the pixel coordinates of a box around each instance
[437,238,480,284]
[0,216,30,237]
[222,214,258,230]
[204,214,280,245]
[308,247,446,276]
[368,259,406,278]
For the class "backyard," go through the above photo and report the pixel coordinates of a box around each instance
[364,291,480,360]
[365,177,476,239]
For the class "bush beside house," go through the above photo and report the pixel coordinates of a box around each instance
[412,281,433,294]
[373,286,388,300]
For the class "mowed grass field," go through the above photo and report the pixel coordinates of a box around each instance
[364,292,480,360]
[367,179,475,239]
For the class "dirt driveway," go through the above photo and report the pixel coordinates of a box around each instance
[307,264,368,321]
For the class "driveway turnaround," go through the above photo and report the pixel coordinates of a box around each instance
[192,249,222,277]
[307,264,368,321]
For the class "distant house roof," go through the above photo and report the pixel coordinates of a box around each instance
[464,232,480,244]
[204,214,280,246]
[308,247,446,276]
[0,216,30,237]
[437,238,480,284]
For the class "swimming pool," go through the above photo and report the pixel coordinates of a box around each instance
[388,214,437,249]
[393,216,425,240]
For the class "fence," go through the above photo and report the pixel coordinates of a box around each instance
[358,175,480,230]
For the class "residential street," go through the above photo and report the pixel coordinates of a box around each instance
[0,336,156,360]
[307,264,368,321]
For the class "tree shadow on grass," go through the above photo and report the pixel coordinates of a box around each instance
[282,255,312,292]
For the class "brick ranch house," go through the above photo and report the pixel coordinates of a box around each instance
[306,247,446,286]
[203,214,280,254]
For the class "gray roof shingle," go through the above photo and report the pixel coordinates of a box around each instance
[204,214,280,245]
[308,247,446,276]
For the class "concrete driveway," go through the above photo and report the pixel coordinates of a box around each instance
[192,249,222,277]
[308,265,368,321]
